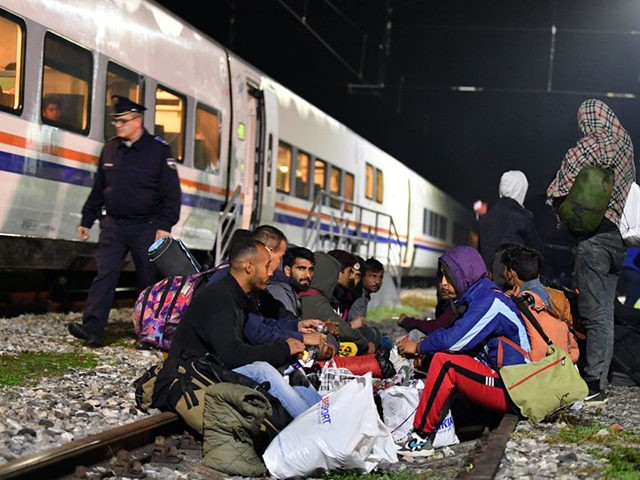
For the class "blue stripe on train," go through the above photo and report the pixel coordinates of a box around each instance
[274,211,446,253]
[0,150,225,212]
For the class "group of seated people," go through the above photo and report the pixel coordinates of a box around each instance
[146,225,584,460]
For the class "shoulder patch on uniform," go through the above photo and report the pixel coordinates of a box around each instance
[166,158,178,169]
[154,135,170,146]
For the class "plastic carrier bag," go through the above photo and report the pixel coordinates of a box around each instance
[262,374,398,479]
[378,384,460,448]
[619,181,640,247]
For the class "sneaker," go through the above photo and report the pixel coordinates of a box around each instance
[397,432,435,458]
[584,390,608,406]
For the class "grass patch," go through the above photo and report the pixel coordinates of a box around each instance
[367,305,425,322]
[547,421,640,479]
[0,351,99,388]
[399,292,438,313]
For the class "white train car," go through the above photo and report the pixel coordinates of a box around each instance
[0,0,473,295]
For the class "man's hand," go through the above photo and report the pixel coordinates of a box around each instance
[367,342,376,354]
[349,316,367,328]
[155,229,171,241]
[397,336,419,357]
[77,225,90,241]
[298,319,324,334]
[396,313,407,326]
[324,321,340,337]
[286,338,306,356]
[302,332,326,346]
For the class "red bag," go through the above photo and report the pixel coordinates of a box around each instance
[317,353,382,378]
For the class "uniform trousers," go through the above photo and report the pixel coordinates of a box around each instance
[413,352,511,436]
[82,215,158,341]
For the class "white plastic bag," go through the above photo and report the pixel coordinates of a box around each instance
[317,358,359,396]
[263,374,398,479]
[620,181,640,246]
[378,384,460,448]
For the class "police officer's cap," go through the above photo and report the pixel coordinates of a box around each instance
[111,95,146,117]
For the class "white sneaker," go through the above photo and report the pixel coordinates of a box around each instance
[396,432,435,458]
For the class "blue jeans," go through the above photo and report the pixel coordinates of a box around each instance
[233,361,321,418]
[575,230,625,390]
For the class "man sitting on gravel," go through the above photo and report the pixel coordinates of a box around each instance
[396,245,531,457]
[151,238,322,431]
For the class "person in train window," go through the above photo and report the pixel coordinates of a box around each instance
[42,96,62,122]
[477,170,542,289]
[67,95,182,347]
[396,246,530,457]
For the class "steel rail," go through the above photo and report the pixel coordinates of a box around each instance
[0,411,181,480]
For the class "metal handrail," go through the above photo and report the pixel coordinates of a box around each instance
[302,190,403,290]
[213,185,242,266]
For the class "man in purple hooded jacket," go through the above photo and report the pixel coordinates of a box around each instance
[396,246,531,457]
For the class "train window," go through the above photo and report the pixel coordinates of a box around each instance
[423,208,447,240]
[105,62,144,140]
[295,150,310,199]
[329,166,342,209]
[42,33,92,134]
[276,142,292,193]
[375,168,384,203]
[0,12,24,112]
[155,87,185,162]
[194,104,221,172]
[344,172,354,213]
[365,163,374,200]
[313,159,326,200]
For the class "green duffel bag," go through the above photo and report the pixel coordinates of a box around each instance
[558,165,613,235]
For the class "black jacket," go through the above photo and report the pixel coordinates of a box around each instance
[478,196,542,269]
[80,130,181,231]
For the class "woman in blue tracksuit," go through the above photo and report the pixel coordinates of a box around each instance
[397,245,531,457]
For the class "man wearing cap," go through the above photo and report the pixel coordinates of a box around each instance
[68,95,182,347]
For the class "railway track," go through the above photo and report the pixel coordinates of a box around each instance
[0,411,520,479]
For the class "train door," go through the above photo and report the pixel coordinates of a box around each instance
[235,83,277,231]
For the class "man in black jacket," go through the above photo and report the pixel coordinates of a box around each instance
[478,170,542,288]
[156,238,321,421]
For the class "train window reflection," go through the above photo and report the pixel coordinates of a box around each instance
[195,105,221,172]
[295,150,310,199]
[105,62,143,141]
[365,163,374,200]
[155,87,185,163]
[313,159,326,200]
[42,33,92,134]
[276,142,291,193]
[329,166,342,209]
[375,168,384,203]
[344,172,354,213]
[0,13,23,112]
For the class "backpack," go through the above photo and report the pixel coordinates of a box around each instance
[133,266,221,351]
[514,291,580,364]
[557,164,613,235]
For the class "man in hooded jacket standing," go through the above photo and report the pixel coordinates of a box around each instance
[547,99,635,403]
[478,169,542,287]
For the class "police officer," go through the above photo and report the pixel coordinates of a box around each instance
[67,95,181,347]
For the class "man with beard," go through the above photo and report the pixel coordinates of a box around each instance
[267,246,315,317]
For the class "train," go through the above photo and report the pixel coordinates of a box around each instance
[0,0,474,300]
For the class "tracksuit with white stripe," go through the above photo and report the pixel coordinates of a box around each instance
[412,246,531,437]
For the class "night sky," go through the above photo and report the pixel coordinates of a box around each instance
[156,0,640,212]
